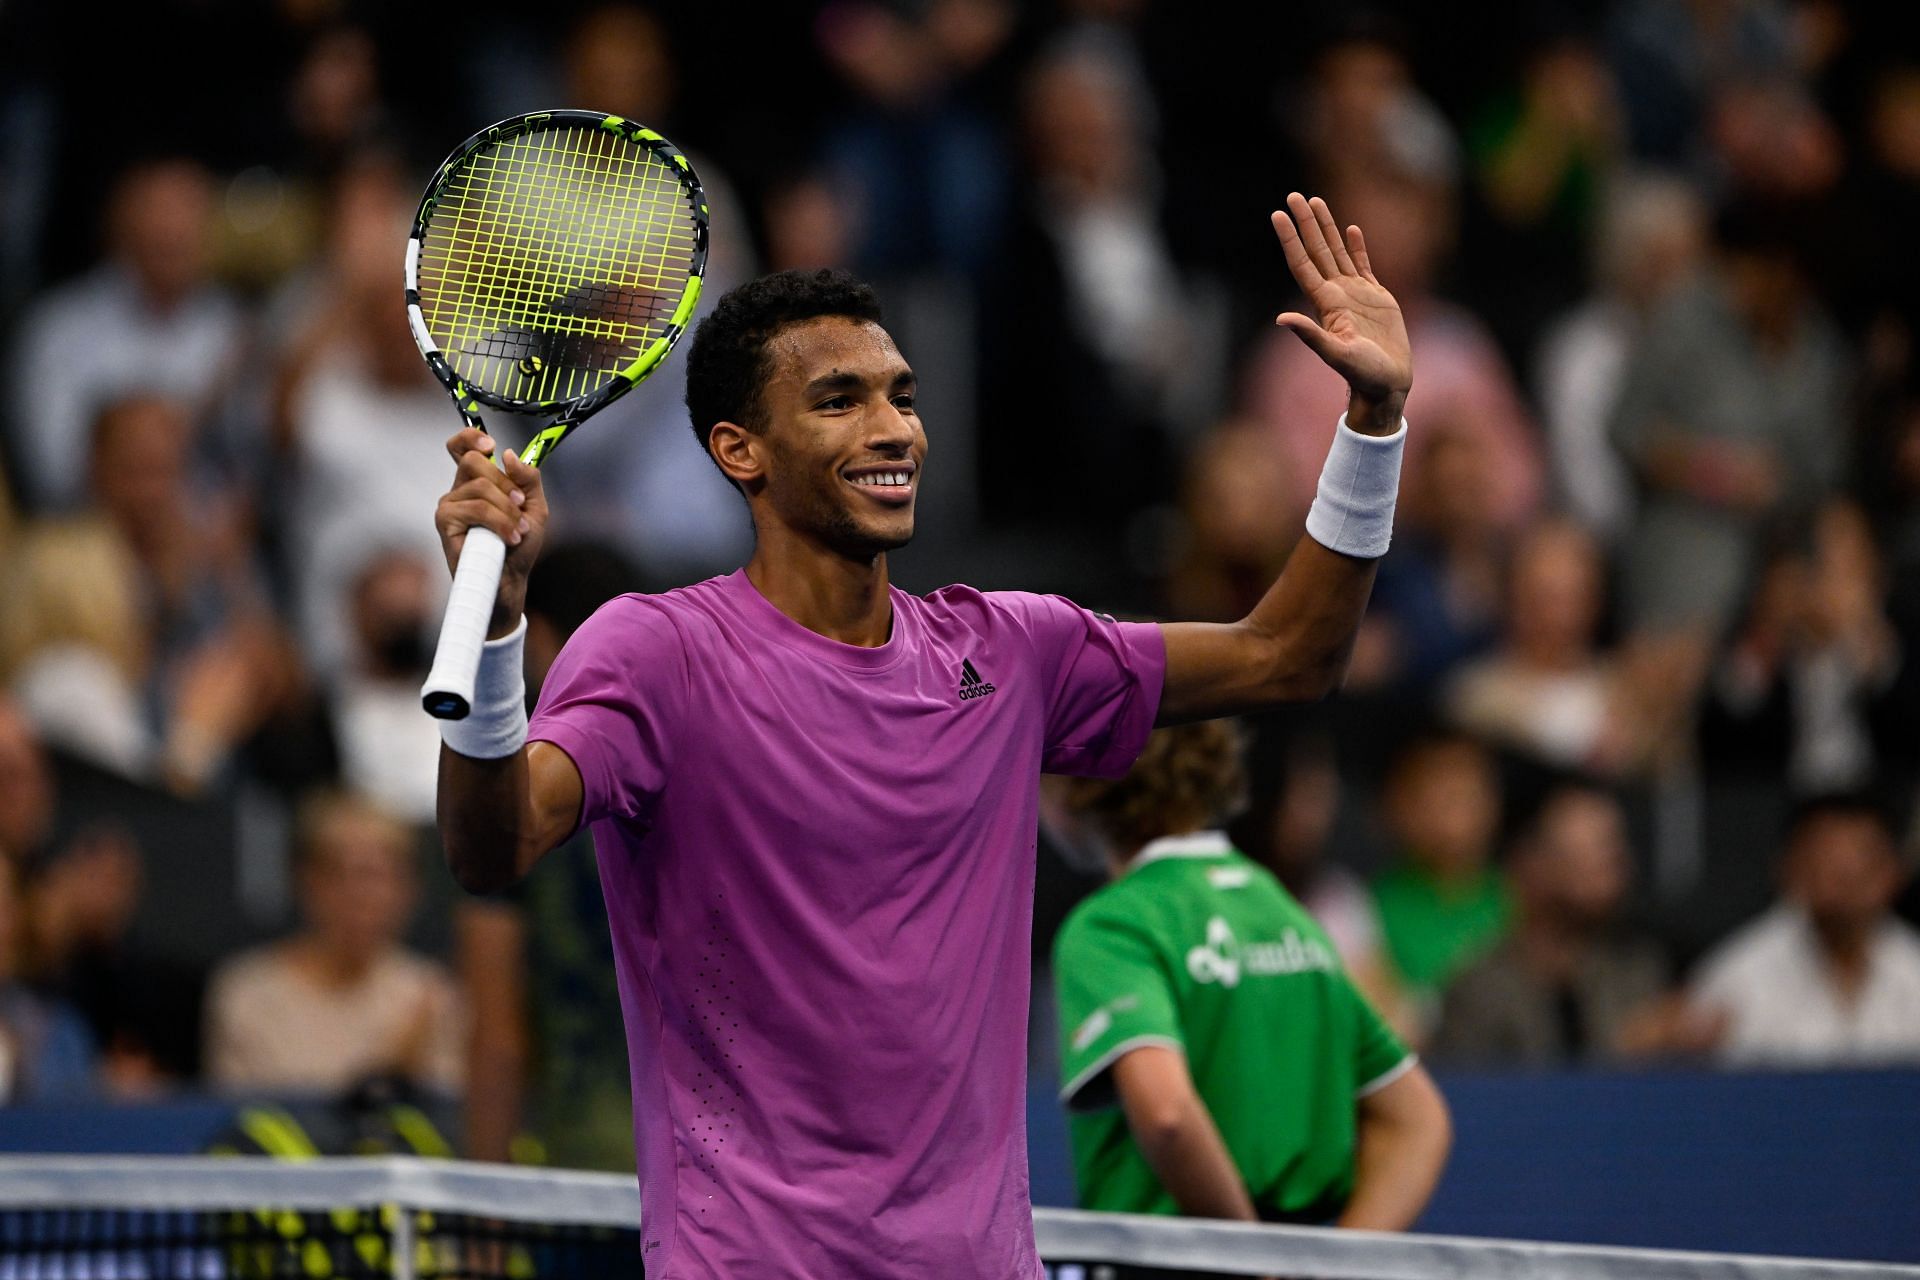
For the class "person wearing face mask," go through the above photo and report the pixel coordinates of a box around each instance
[326,547,441,824]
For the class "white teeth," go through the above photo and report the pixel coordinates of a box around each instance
[851,472,910,487]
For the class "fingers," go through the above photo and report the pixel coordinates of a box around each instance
[1270,206,1323,291]
[1287,192,1341,279]
[446,427,495,464]
[1308,196,1357,275]
[439,489,531,548]
[1347,224,1377,282]
[499,447,546,512]
[440,448,532,547]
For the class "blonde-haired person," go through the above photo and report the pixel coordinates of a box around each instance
[1053,721,1450,1248]
[205,791,464,1096]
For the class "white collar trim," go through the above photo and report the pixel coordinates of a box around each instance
[1130,830,1234,869]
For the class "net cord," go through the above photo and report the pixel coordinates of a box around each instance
[0,1158,1913,1280]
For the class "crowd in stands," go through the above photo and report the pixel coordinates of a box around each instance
[1,0,1919,1169]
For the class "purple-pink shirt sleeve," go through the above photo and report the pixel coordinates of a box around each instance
[994,593,1166,778]
[528,596,688,829]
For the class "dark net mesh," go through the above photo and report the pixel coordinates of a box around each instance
[0,1206,643,1279]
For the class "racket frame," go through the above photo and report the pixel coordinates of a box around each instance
[404,108,710,466]
[408,109,708,720]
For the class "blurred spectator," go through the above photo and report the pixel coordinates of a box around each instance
[5,159,241,512]
[1689,794,1920,1066]
[1242,170,1543,548]
[459,543,643,1168]
[0,698,54,865]
[1055,721,1449,1229]
[1828,66,1920,370]
[536,5,757,578]
[205,791,465,1096]
[1466,33,1625,364]
[763,172,856,274]
[1165,418,1299,622]
[1292,24,1460,201]
[2,398,291,793]
[1473,35,1621,243]
[1605,0,1796,165]
[274,154,453,672]
[1431,784,1672,1066]
[214,25,393,293]
[329,548,442,824]
[1706,75,1842,202]
[0,859,94,1101]
[817,0,1014,276]
[1351,425,1506,694]
[1535,173,1707,543]
[1231,733,1413,1038]
[1700,502,1901,793]
[23,826,200,1096]
[1370,733,1510,1024]
[0,697,198,1091]
[1446,519,1688,776]
[1609,198,1849,636]
[979,40,1221,536]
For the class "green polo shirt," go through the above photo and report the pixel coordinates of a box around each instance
[1370,861,1511,995]
[1053,832,1413,1220]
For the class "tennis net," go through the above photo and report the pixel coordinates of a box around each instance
[0,1156,1913,1280]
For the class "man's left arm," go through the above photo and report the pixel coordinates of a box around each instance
[1159,193,1412,725]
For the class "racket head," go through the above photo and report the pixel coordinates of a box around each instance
[404,110,708,446]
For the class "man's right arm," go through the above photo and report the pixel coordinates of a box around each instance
[433,426,578,893]
[438,740,582,893]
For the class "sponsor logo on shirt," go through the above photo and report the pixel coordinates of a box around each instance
[1186,916,1337,989]
[1071,1008,1113,1052]
[1070,994,1139,1052]
[958,657,997,701]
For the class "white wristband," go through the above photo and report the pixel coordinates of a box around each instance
[1305,413,1406,560]
[437,616,529,759]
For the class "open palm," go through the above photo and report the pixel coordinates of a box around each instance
[1272,193,1413,415]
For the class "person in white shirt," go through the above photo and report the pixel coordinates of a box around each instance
[1690,795,1920,1067]
[5,159,241,512]
[205,790,465,1096]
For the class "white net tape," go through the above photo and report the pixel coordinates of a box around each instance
[0,1157,1912,1280]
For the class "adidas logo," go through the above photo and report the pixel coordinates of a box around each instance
[958,658,997,701]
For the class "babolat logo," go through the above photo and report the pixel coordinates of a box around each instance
[958,658,997,701]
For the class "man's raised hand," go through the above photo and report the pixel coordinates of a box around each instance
[435,427,550,637]
[1271,193,1413,434]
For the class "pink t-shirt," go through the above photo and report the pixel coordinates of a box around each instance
[528,569,1165,1278]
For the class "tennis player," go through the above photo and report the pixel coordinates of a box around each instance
[433,194,1410,1278]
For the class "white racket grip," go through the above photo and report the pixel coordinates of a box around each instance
[422,526,509,720]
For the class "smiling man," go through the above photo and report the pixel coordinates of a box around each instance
[432,194,1412,1279]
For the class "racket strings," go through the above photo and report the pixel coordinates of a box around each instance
[416,124,700,405]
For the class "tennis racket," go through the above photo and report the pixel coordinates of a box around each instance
[407,109,708,719]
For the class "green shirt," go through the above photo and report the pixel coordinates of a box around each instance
[1053,832,1413,1220]
[1370,861,1511,995]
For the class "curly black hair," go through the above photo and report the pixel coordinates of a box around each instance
[683,269,885,467]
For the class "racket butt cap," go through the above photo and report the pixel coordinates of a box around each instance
[424,691,472,720]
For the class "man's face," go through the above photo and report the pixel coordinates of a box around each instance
[1387,743,1499,878]
[743,316,925,558]
[1526,791,1631,932]
[1791,814,1901,941]
[301,814,416,962]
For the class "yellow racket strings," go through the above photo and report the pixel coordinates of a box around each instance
[416,125,700,405]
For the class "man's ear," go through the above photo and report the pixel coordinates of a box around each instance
[709,420,765,491]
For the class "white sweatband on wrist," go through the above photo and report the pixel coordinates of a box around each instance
[1304,413,1407,560]
[438,616,529,759]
